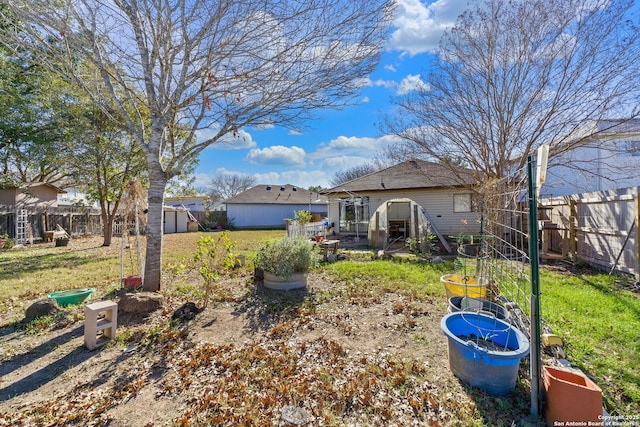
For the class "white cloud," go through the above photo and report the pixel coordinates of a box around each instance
[245,145,306,166]
[253,171,282,185]
[253,122,275,130]
[197,127,257,150]
[315,134,400,156]
[388,0,473,55]
[384,64,397,72]
[192,172,212,191]
[322,155,374,171]
[359,76,397,90]
[293,134,401,187]
[362,96,370,103]
[397,74,429,94]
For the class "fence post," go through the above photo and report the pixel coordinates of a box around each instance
[633,187,640,282]
[569,199,577,261]
[527,155,541,417]
[374,211,380,248]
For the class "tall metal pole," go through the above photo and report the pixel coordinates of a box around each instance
[527,155,542,416]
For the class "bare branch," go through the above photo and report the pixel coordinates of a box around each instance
[386,0,640,189]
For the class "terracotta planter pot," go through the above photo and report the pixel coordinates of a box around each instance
[543,366,603,425]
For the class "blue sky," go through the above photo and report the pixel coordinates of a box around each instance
[193,0,472,191]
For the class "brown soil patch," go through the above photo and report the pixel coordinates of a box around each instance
[0,247,538,426]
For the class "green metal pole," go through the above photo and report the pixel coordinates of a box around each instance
[527,155,542,417]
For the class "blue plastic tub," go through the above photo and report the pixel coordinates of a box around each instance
[440,312,529,395]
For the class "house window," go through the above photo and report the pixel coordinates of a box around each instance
[453,193,473,213]
[339,197,369,234]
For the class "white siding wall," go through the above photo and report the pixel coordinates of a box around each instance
[544,138,640,197]
[327,188,481,236]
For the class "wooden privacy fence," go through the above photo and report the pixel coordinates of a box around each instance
[538,187,639,279]
[0,205,103,241]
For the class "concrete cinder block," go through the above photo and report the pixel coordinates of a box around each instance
[84,300,117,350]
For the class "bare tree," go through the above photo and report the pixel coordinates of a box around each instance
[1,0,393,291]
[386,0,640,188]
[329,163,378,187]
[207,172,256,202]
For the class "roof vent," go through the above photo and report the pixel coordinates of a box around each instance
[266,186,272,191]
[280,186,285,191]
[292,187,297,191]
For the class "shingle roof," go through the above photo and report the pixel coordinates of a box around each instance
[324,159,477,193]
[225,184,327,205]
[16,182,67,193]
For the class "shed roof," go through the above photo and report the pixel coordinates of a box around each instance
[225,184,328,205]
[164,195,210,202]
[324,159,477,194]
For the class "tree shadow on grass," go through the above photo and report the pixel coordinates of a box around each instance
[0,250,110,281]
[0,319,146,403]
[577,275,640,320]
[0,324,91,401]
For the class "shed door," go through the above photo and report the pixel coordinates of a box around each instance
[164,211,176,234]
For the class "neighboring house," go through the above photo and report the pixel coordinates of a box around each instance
[57,187,98,208]
[0,182,66,210]
[0,182,67,240]
[542,119,640,197]
[209,201,226,212]
[224,184,328,228]
[164,195,210,212]
[323,159,481,248]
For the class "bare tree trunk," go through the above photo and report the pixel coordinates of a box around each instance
[100,203,112,246]
[2,0,392,292]
[143,164,167,292]
[100,200,120,247]
[102,217,113,246]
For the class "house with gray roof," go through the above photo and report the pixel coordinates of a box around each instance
[323,159,481,248]
[224,184,328,229]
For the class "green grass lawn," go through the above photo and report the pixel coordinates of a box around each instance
[540,269,640,415]
[0,230,638,417]
[323,256,640,416]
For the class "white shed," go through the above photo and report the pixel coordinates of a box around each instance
[163,205,189,234]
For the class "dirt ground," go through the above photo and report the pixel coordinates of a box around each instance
[0,239,537,426]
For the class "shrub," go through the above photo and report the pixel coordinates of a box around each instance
[254,237,318,279]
